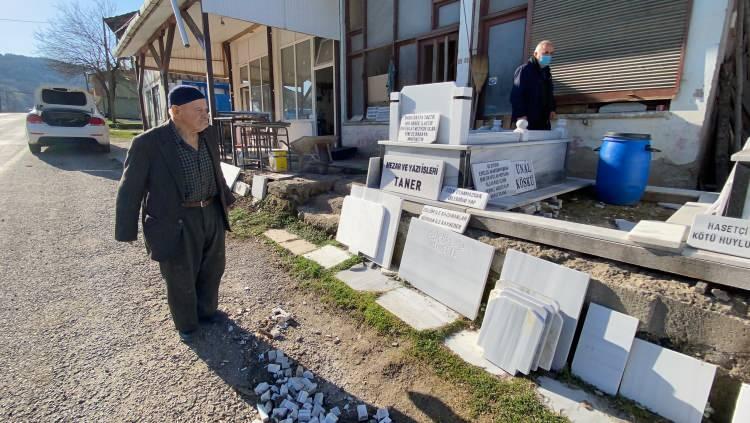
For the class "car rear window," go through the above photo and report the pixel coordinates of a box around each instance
[41,89,87,106]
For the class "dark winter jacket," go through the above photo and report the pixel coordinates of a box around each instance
[114,121,235,261]
[510,56,556,130]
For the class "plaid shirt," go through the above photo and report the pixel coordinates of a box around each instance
[170,121,218,202]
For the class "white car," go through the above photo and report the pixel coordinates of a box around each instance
[26,86,110,154]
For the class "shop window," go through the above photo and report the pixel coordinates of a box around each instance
[367,0,393,47]
[281,39,313,120]
[398,43,418,90]
[398,0,432,39]
[419,34,458,84]
[350,55,364,119]
[315,38,334,67]
[489,0,527,14]
[437,1,460,27]
[366,46,391,106]
[481,18,526,117]
[238,56,271,114]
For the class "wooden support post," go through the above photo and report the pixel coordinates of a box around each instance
[136,54,149,130]
[736,0,745,152]
[222,42,234,110]
[266,26,276,120]
[202,11,217,122]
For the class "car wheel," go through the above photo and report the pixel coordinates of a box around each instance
[28,144,41,155]
[99,144,111,153]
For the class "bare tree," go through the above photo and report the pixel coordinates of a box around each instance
[34,0,121,122]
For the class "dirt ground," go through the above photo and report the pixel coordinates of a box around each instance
[554,188,675,228]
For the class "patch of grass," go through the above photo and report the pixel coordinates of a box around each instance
[110,128,142,139]
[229,201,332,245]
[106,119,143,130]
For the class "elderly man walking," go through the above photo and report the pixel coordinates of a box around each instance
[115,85,235,342]
[510,40,557,130]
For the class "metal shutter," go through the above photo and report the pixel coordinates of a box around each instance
[530,0,691,101]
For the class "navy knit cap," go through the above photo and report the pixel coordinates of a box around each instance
[168,85,205,107]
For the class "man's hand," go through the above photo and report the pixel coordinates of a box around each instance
[550,111,557,120]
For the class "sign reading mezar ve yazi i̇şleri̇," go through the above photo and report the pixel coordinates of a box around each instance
[397,113,440,143]
[419,205,471,233]
[687,214,750,259]
[439,186,489,209]
[380,155,445,200]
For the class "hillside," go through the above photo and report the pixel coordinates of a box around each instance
[0,54,85,112]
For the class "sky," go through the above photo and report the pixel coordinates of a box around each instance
[0,0,144,57]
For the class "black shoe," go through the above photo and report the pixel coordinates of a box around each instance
[179,330,195,343]
[199,312,223,324]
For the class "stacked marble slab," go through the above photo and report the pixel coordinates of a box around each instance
[478,284,562,375]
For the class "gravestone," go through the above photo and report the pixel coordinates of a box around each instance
[571,303,639,396]
[620,339,717,423]
[499,249,590,371]
[252,175,269,200]
[398,218,494,320]
[439,186,489,209]
[419,205,471,233]
[687,214,750,259]
[335,196,385,258]
[397,113,440,143]
[380,154,445,200]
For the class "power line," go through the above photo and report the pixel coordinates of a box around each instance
[0,18,49,24]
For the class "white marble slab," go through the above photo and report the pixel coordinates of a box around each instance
[398,112,440,143]
[399,218,494,320]
[688,214,750,259]
[336,263,402,293]
[510,160,537,194]
[303,245,352,269]
[627,220,688,250]
[666,202,711,225]
[419,205,470,233]
[472,160,515,200]
[443,330,509,377]
[380,155,445,200]
[335,196,385,258]
[233,181,251,196]
[439,186,489,209]
[620,339,716,423]
[733,383,750,423]
[478,291,547,375]
[376,287,460,330]
[497,289,552,374]
[499,249,590,371]
[252,175,269,200]
[350,186,403,269]
[220,162,241,189]
[536,376,632,423]
[571,303,639,396]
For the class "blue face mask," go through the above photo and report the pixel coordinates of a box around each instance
[539,54,552,67]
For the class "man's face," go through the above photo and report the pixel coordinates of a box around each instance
[173,99,210,133]
[534,43,555,60]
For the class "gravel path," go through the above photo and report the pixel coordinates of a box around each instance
[0,139,475,422]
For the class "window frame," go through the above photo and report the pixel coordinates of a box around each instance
[237,55,272,114]
[280,38,314,121]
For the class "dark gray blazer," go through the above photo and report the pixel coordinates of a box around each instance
[115,121,236,261]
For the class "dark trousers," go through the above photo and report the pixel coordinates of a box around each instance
[159,201,226,332]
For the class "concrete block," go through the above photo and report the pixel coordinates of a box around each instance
[303,370,314,380]
[280,238,318,255]
[336,263,402,293]
[376,287,460,330]
[233,180,251,196]
[627,220,688,250]
[324,412,338,423]
[331,406,341,416]
[260,390,271,402]
[303,245,352,269]
[297,391,309,404]
[267,364,281,373]
[272,408,289,419]
[257,403,270,422]
[313,393,324,405]
[255,382,270,395]
[252,175,269,200]
[357,404,368,421]
[375,408,389,420]
[264,229,299,244]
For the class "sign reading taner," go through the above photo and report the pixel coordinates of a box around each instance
[380,155,445,200]
[687,214,750,259]
[397,113,440,143]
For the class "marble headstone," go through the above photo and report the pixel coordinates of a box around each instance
[399,218,494,320]
[471,160,514,200]
[627,220,688,250]
[397,113,440,143]
[350,185,403,269]
[335,196,385,258]
[687,214,750,259]
[571,303,639,396]
[380,155,445,200]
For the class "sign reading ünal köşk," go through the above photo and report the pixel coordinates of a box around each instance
[687,214,750,259]
[380,154,445,200]
[397,113,440,143]
[471,159,537,200]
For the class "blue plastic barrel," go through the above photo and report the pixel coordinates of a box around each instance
[595,132,658,206]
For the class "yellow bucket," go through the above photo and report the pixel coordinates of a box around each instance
[268,149,288,172]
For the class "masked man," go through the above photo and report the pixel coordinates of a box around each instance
[510,40,557,130]
[115,85,235,342]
